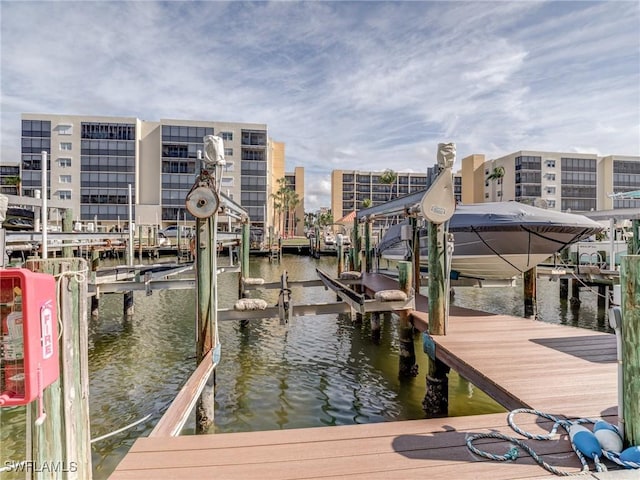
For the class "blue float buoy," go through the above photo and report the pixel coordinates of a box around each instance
[594,428,623,453]
[593,420,618,433]
[619,446,640,466]
[569,424,602,459]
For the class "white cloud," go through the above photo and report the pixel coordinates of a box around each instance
[1,0,639,211]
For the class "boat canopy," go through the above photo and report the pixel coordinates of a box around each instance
[448,202,604,232]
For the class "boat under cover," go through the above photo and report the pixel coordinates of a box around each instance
[377,201,604,281]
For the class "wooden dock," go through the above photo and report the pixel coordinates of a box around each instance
[110,273,621,479]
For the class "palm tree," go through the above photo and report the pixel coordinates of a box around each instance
[6,176,21,195]
[379,169,397,201]
[286,189,300,237]
[271,177,290,235]
[379,169,398,228]
[487,166,505,201]
[361,198,372,209]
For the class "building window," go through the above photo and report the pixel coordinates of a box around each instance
[224,148,233,157]
[59,175,72,184]
[546,186,556,194]
[58,190,71,200]
[548,200,556,208]
[58,124,72,135]
[221,177,234,187]
[546,173,556,181]
[58,157,71,167]
[60,142,72,151]
[220,132,233,141]
[546,160,556,168]
[485,192,489,198]
[224,161,234,172]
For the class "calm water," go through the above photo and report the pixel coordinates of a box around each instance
[0,254,611,478]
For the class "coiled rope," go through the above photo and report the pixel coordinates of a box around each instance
[466,408,639,475]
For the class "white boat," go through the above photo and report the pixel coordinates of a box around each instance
[377,202,603,281]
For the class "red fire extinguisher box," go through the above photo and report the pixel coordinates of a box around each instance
[0,268,59,407]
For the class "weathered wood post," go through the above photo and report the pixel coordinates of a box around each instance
[189,143,224,434]
[62,209,74,258]
[427,222,446,334]
[315,226,321,258]
[241,219,250,288]
[570,278,581,308]
[364,219,372,273]
[559,248,569,300]
[91,248,100,318]
[422,221,451,416]
[620,255,640,447]
[194,212,218,433]
[398,261,416,378]
[352,217,361,272]
[411,216,421,294]
[523,267,537,318]
[630,219,639,255]
[370,312,381,343]
[598,285,607,309]
[26,258,92,479]
[123,291,134,318]
[336,234,344,276]
[421,143,456,418]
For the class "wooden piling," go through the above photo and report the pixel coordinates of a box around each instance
[559,278,569,300]
[195,217,215,433]
[91,249,100,318]
[424,221,449,417]
[62,209,74,258]
[25,258,92,479]
[523,267,537,318]
[411,216,421,294]
[364,220,372,273]
[241,220,250,281]
[427,222,445,335]
[620,255,640,447]
[630,219,640,255]
[123,291,134,317]
[370,312,381,343]
[352,217,361,272]
[598,285,607,309]
[337,237,344,276]
[398,261,416,378]
[559,248,569,300]
[570,278,581,308]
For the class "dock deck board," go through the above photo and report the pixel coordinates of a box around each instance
[110,273,619,479]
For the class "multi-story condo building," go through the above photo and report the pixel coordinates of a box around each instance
[460,151,640,212]
[0,164,20,195]
[331,169,430,221]
[16,114,303,231]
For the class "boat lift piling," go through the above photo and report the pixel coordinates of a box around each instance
[91,248,100,318]
[523,267,537,319]
[620,255,640,447]
[397,261,417,378]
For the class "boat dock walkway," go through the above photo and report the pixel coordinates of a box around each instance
[110,273,620,479]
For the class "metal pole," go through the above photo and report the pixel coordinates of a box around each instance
[609,217,616,270]
[41,151,48,259]
[128,184,134,266]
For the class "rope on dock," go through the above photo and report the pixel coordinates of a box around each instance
[90,414,152,444]
[465,408,639,475]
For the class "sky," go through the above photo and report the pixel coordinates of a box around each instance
[1,1,639,211]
